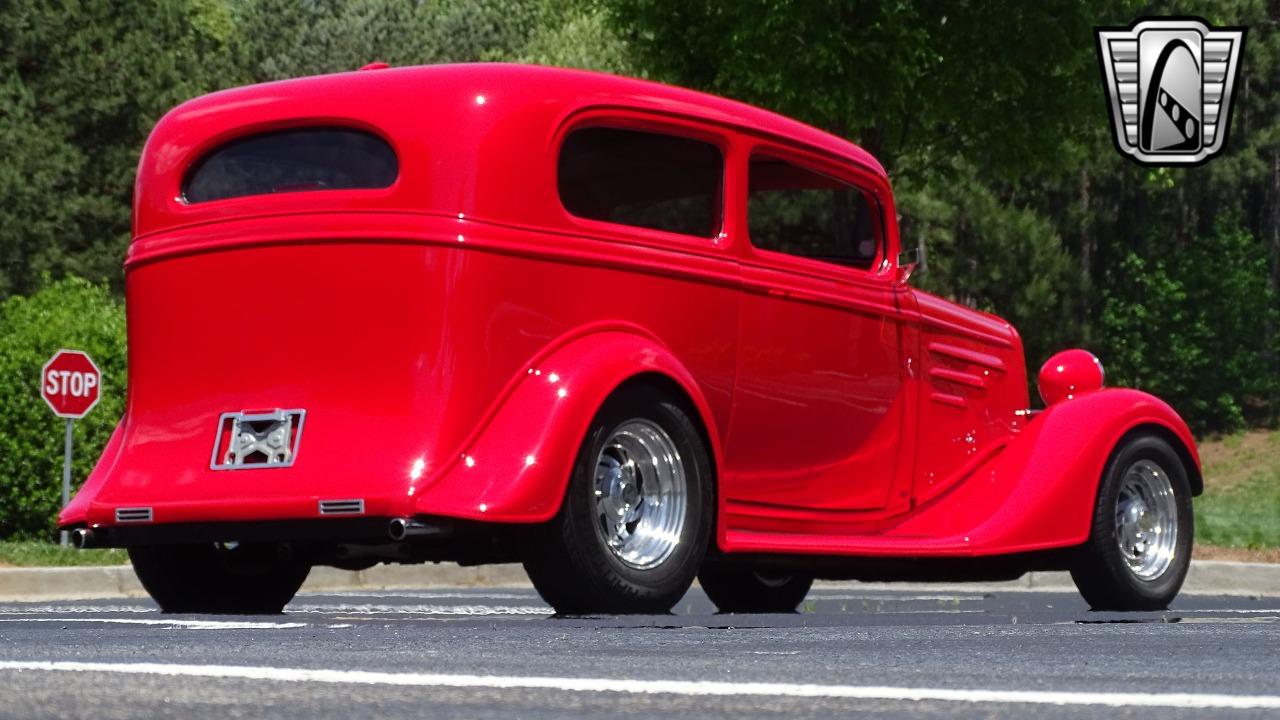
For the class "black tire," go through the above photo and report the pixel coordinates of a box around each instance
[522,385,714,615]
[699,564,813,613]
[129,543,310,614]
[1070,434,1193,611]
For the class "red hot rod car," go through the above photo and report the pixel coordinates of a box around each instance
[61,64,1200,615]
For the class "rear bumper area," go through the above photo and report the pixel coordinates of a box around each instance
[73,516,399,548]
[70,515,525,567]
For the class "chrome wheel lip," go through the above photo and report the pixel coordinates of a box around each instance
[1115,458,1179,581]
[591,418,687,571]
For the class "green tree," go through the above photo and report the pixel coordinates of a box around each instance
[0,0,237,297]
[519,1,636,73]
[602,0,1121,176]
[1101,215,1277,432]
[229,0,630,81]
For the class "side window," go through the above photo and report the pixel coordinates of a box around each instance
[558,126,723,238]
[747,154,881,269]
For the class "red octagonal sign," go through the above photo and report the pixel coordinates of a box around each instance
[41,349,102,419]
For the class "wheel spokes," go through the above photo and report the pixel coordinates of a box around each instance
[1113,459,1178,580]
[590,419,687,570]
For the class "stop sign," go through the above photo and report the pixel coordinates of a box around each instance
[41,349,102,419]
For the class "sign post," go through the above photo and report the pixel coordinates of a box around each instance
[40,349,102,547]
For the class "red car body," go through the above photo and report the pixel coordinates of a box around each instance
[61,64,1200,578]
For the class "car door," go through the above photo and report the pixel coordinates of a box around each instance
[723,147,911,516]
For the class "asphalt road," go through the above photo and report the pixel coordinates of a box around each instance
[0,585,1277,719]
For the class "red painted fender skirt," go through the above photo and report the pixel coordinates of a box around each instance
[410,330,723,524]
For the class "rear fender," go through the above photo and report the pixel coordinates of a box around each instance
[891,387,1200,554]
[58,418,127,527]
[413,330,723,523]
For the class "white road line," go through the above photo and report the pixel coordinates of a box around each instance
[0,661,1277,710]
[1177,616,1280,624]
[806,594,986,602]
[0,606,155,615]
[0,618,307,630]
[285,604,550,616]
[1175,608,1280,614]
[855,609,986,615]
[312,592,538,601]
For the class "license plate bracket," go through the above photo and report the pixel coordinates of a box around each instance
[210,409,306,470]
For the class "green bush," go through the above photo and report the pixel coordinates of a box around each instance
[0,277,126,540]
[1101,216,1278,434]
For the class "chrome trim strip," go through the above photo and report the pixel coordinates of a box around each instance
[115,507,153,523]
[318,499,366,516]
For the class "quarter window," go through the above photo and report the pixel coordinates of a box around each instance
[748,155,880,269]
[183,127,398,204]
[558,126,723,238]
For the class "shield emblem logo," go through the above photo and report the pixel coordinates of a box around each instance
[1096,18,1246,166]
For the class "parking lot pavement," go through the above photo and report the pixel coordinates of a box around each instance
[0,587,1278,719]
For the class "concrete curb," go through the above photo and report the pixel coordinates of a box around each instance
[1,560,1277,602]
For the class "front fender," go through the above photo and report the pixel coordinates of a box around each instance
[412,330,723,523]
[890,387,1199,555]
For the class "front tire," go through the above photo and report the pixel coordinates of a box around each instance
[699,564,813,613]
[523,386,714,614]
[1070,434,1193,611]
[129,543,310,614]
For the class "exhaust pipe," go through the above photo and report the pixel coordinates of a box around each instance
[387,517,436,541]
[70,528,96,550]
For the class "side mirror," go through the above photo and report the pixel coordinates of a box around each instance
[895,239,925,284]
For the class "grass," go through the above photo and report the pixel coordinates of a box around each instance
[1195,429,1280,553]
[0,540,126,568]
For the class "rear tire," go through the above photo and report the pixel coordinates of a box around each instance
[699,565,813,613]
[1070,434,1193,611]
[129,543,310,614]
[523,386,713,615]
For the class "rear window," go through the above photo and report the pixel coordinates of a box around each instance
[183,127,398,204]
[558,126,723,238]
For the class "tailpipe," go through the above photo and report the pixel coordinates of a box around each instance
[70,528,99,550]
[387,517,437,541]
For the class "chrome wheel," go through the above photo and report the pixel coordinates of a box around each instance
[1114,459,1179,580]
[592,419,687,570]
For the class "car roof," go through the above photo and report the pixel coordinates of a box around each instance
[171,63,887,179]
[133,63,891,244]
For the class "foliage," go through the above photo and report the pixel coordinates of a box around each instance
[0,278,126,540]
[602,0,1125,177]
[1101,216,1277,432]
[519,1,637,74]
[229,0,633,81]
[0,0,239,297]
[231,0,537,80]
